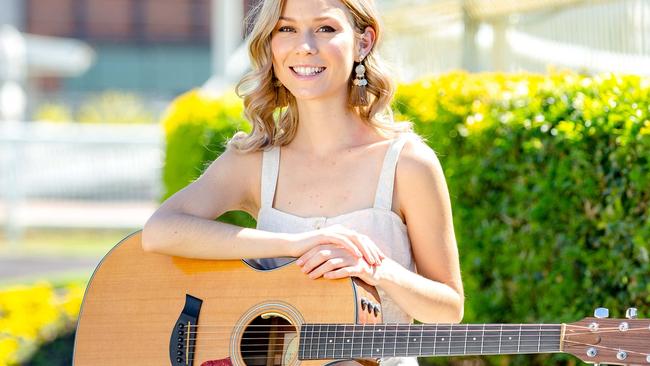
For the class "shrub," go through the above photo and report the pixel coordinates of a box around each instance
[0,282,84,365]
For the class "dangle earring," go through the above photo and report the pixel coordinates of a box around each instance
[274,78,289,108]
[350,54,369,107]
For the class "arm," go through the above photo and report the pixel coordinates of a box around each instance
[374,139,464,323]
[142,147,295,259]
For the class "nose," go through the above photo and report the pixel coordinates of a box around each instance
[295,32,317,55]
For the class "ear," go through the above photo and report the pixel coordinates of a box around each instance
[357,26,376,62]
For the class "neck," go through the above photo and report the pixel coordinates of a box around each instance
[291,94,377,157]
[299,323,563,360]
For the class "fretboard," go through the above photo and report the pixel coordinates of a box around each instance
[298,323,562,360]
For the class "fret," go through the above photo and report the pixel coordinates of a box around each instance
[343,324,353,359]
[519,325,536,353]
[539,325,562,352]
[407,325,420,356]
[351,325,363,358]
[498,324,503,354]
[325,324,336,359]
[298,324,305,360]
[333,325,342,359]
[362,324,373,358]
[420,324,436,356]
[380,324,387,359]
[383,324,398,358]
[501,324,521,353]
[463,324,467,355]
[537,324,541,353]
[465,325,484,355]
[435,324,451,355]
[395,324,410,357]
[517,324,522,353]
[316,324,323,359]
[418,325,423,357]
[449,324,467,355]
[308,323,315,360]
[448,324,453,355]
[482,324,501,355]
[520,325,544,353]
[300,324,309,360]
[370,324,383,358]
[481,324,485,354]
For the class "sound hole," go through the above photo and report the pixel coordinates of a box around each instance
[241,314,297,366]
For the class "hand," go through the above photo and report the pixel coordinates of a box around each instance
[296,243,383,286]
[291,224,386,266]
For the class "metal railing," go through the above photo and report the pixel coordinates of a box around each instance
[0,121,164,246]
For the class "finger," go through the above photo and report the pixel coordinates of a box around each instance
[352,234,379,265]
[336,232,375,265]
[308,257,347,279]
[360,234,386,263]
[327,233,363,259]
[296,245,324,266]
[300,247,335,273]
[323,265,357,279]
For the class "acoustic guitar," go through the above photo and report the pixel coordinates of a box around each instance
[73,231,650,365]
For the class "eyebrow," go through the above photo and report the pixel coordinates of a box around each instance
[278,16,338,22]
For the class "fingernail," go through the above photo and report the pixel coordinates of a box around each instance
[296,259,303,265]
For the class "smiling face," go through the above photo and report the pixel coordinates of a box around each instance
[270,0,362,103]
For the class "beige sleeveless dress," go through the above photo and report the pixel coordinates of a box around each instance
[250,135,419,365]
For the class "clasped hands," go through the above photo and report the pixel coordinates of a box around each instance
[291,224,386,286]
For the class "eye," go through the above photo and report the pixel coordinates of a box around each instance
[318,25,336,32]
[278,26,294,32]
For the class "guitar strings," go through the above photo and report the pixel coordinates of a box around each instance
[186,323,565,328]
[184,328,565,334]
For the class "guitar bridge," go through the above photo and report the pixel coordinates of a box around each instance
[170,294,203,366]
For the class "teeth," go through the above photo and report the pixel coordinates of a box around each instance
[292,66,325,76]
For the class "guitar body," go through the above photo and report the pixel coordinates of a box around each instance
[73,231,382,366]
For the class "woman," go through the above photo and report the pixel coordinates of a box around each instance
[142,0,464,364]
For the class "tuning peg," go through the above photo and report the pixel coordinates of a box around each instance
[594,307,609,318]
[625,307,638,319]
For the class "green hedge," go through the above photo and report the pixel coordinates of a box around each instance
[161,89,255,226]
[161,70,650,365]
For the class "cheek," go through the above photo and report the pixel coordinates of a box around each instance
[270,37,290,69]
[323,36,355,73]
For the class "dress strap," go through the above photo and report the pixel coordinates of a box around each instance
[261,146,280,208]
[373,135,409,210]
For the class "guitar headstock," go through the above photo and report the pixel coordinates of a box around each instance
[563,308,650,365]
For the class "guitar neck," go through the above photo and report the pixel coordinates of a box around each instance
[299,323,563,360]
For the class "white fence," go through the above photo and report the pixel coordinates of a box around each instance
[0,121,163,243]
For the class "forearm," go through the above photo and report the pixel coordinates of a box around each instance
[142,212,297,260]
[375,258,464,324]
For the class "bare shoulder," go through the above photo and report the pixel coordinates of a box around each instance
[205,145,264,214]
[398,135,444,183]
[394,135,448,217]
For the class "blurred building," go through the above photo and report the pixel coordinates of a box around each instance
[0,0,257,113]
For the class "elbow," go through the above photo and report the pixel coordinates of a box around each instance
[438,292,465,324]
[451,291,465,323]
[142,213,169,253]
[452,303,464,324]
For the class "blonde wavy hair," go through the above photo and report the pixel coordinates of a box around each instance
[229,0,413,153]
